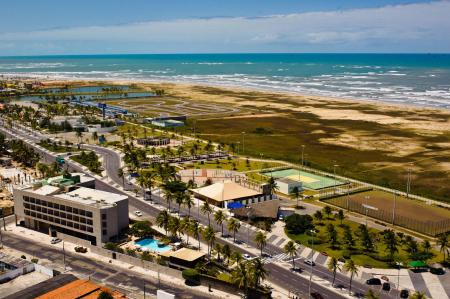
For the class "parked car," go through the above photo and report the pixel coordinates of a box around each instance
[382,282,391,291]
[400,289,409,298]
[262,252,273,258]
[366,278,382,285]
[304,259,315,266]
[430,267,445,275]
[75,246,88,253]
[50,237,62,244]
[310,292,324,299]
[134,210,143,217]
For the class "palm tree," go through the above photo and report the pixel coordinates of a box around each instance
[91,131,98,144]
[267,176,278,199]
[202,225,216,256]
[364,289,380,299]
[189,220,202,250]
[383,229,399,261]
[344,259,359,295]
[214,210,227,236]
[168,216,180,238]
[201,201,213,225]
[227,218,241,243]
[337,209,345,225]
[422,240,431,253]
[323,206,332,219]
[231,251,243,266]
[284,241,298,270]
[222,244,232,265]
[254,231,267,256]
[184,194,194,218]
[213,243,223,261]
[75,130,83,144]
[327,256,341,287]
[410,291,428,299]
[136,173,147,199]
[437,233,449,263]
[180,216,191,244]
[249,258,268,289]
[117,167,125,188]
[156,210,170,235]
[231,263,249,296]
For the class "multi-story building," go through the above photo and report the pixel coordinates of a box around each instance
[13,173,129,246]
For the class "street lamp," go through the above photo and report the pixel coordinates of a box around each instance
[308,229,317,299]
[363,201,378,226]
[395,261,403,297]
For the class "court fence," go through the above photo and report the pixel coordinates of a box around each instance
[324,197,450,237]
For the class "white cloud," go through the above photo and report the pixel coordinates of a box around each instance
[0,1,449,54]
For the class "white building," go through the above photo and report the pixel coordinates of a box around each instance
[13,173,129,246]
[276,177,303,195]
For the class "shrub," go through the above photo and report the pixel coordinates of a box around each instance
[285,214,314,235]
[182,268,200,283]
[21,255,26,259]
[31,258,39,264]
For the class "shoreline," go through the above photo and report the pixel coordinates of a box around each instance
[2,73,450,113]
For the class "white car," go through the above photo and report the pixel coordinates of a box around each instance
[304,259,315,266]
[50,237,62,244]
[134,211,143,217]
[243,254,254,261]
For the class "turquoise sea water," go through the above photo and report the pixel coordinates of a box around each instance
[1,54,450,108]
[135,238,172,253]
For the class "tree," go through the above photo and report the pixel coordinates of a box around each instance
[437,233,449,263]
[214,210,227,237]
[291,186,301,208]
[168,216,180,238]
[327,257,341,287]
[383,229,399,261]
[201,201,213,225]
[202,225,216,256]
[248,258,268,289]
[313,210,323,223]
[76,130,83,144]
[231,263,249,296]
[213,243,223,261]
[222,244,232,265]
[326,224,338,248]
[364,289,380,299]
[267,176,278,199]
[117,167,125,188]
[156,210,170,235]
[91,131,98,144]
[254,231,267,256]
[97,291,114,299]
[410,291,428,299]
[359,225,374,252]
[189,220,202,250]
[422,240,431,253]
[284,214,314,235]
[130,221,153,238]
[231,251,243,266]
[323,206,332,219]
[344,259,359,295]
[343,225,355,249]
[227,218,241,242]
[284,241,298,270]
[184,194,194,218]
[337,209,345,225]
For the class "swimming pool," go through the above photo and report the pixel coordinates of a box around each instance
[135,238,172,253]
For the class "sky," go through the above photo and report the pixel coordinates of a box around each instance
[0,0,449,55]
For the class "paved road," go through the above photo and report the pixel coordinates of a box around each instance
[0,121,398,299]
[1,231,210,299]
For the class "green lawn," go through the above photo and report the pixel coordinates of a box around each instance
[38,141,79,153]
[286,215,444,269]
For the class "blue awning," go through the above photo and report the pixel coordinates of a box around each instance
[228,202,245,209]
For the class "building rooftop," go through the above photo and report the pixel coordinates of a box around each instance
[161,248,205,262]
[5,274,78,299]
[0,253,33,269]
[191,181,261,202]
[233,200,280,219]
[54,187,127,207]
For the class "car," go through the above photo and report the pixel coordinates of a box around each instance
[304,259,315,266]
[243,254,254,261]
[75,246,88,253]
[50,237,62,244]
[310,292,324,299]
[366,278,382,285]
[430,267,445,275]
[382,282,391,291]
[262,252,273,258]
[134,211,143,217]
[400,289,409,298]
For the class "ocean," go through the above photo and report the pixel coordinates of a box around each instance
[1,53,450,108]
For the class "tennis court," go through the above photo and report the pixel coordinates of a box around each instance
[262,168,345,190]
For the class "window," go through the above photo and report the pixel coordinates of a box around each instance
[53,217,58,224]
[54,211,60,217]
[67,221,73,227]
[24,203,30,209]
[73,216,79,222]
[48,209,54,215]
[43,215,48,221]
[67,214,73,220]
[30,205,36,210]
[48,216,54,222]
[102,229,107,235]
[36,213,42,219]
[66,206,72,213]
[80,225,86,231]
[87,227,93,233]
[35,199,41,205]
[30,212,36,217]
[41,200,47,207]
[102,222,107,228]
[30,198,35,203]
[79,217,86,224]
[60,205,66,211]
[79,210,85,216]
[25,210,30,216]
[36,206,41,212]
[101,214,107,220]
[42,208,47,214]
[54,203,59,210]
[47,202,53,208]
[60,212,66,219]
[73,208,79,214]
[86,211,93,218]
[24,196,30,202]
[74,223,80,229]
[61,220,66,226]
